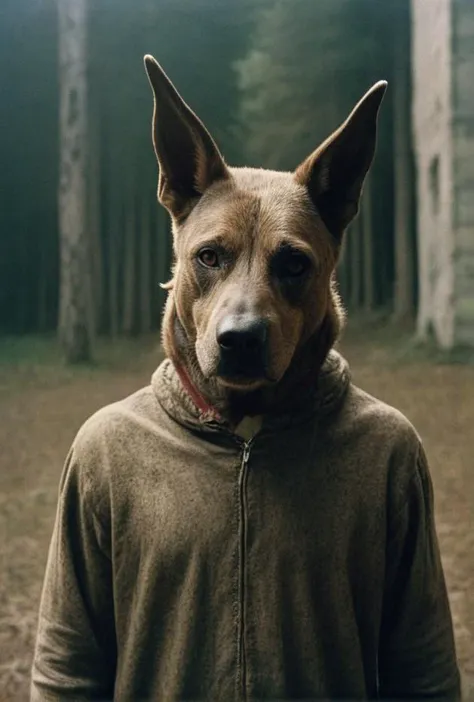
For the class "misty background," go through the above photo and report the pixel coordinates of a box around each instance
[0,0,413,345]
[0,0,473,698]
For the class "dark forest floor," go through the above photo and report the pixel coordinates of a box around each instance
[0,324,473,699]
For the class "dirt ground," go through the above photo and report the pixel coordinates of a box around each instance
[0,326,473,699]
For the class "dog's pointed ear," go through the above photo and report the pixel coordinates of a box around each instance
[294,80,387,242]
[144,55,230,220]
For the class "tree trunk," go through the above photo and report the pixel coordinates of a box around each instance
[15,213,28,333]
[392,5,415,323]
[140,196,152,333]
[361,175,375,312]
[122,183,136,335]
[38,229,48,332]
[108,187,120,338]
[88,108,102,335]
[349,217,362,310]
[155,203,171,324]
[57,0,92,362]
[336,237,349,305]
[138,193,152,334]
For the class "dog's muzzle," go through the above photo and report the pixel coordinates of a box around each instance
[216,314,269,381]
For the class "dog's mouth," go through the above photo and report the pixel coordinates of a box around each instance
[216,368,277,392]
[216,376,268,391]
[216,347,273,387]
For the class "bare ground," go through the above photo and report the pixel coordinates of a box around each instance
[0,327,473,699]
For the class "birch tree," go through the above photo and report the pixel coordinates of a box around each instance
[58,0,92,362]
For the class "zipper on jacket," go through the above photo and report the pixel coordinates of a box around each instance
[238,440,252,701]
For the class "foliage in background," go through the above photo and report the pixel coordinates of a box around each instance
[0,0,59,334]
[0,0,415,338]
[233,0,408,312]
[234,0,386,169]
[0,0,252,336]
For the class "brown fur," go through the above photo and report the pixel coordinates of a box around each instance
[144,55,386,426]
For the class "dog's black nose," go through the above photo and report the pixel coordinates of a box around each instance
[217,316,268,354]
[216,315,268,379]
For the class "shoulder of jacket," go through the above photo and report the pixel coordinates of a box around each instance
[58,385,158,508]
[71,384,159,461]
[345,382,422,450]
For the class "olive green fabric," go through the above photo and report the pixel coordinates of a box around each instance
[31,351,461,701]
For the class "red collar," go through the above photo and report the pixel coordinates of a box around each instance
[174,363,222,421]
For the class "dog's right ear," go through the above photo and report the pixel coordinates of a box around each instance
[144,55,230,221]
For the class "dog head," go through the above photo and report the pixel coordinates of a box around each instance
[144,55,386,397]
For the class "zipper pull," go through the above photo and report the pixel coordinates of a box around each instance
[242,442,251,466]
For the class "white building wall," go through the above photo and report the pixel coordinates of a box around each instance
[411,0,455,348]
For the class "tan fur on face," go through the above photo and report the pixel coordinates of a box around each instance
[144,56,386,414]
[166,168,337,387]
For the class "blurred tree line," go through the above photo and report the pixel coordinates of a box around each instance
[0,0,415,357]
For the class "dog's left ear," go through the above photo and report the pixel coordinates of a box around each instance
[294,81,387,243]
[144,55,230,221]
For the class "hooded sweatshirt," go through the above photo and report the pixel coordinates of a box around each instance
[31,350,461,701]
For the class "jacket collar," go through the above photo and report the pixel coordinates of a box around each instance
[151,348,351,436]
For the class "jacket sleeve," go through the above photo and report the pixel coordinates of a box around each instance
[378,443,461,700]
[30,440,116,701]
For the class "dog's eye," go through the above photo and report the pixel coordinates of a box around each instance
[197,248,219,269]
[281,253,310,277]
